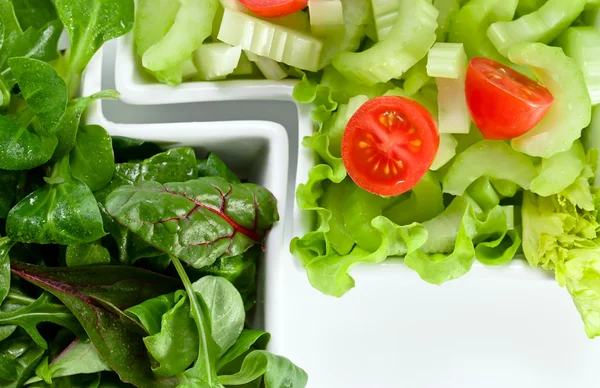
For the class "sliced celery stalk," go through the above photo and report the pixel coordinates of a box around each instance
[433,0,459,42]
[516,0,546,17]
[583,106,600,184]
[245,51,287,80]
[384,88,439,119]
[181,58,198,80]
[557,27,600,106]
[309,0,344,36]
[508,42,592,158]
[448,0,517,63]
[142,0,219,72]
[192,43,242,81]
[487,0,587,56]
[403,59,430,96]
[323,95,370,157]
[217,8,324,72]
[269,11,311,32]
[430,134,458,171]
[219,0,249,12]
[530,141,586,196]
[211,3,225,42]
[332,0,438,86]
[428,43,470,134]
[371,0,400,41]
[583,4,600,28]
[231,52,255,76]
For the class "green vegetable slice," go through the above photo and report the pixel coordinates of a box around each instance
[430,134,457,171]
[192,43,242,81]
[308,0,344,36]
[530,141,586,197]
[371,0,400,41]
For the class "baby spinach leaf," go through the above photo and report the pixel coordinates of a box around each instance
[0,332,45,388]
[6,156,106,245]
[218,351,308,388]
[65,242,110,267]
[70,125,115,192]
[0,236,15,304]
[10,261,180,388]
[105,177,279,268]
[216,330,270,372]
[11,0,58,30]
[0,1,22,38]
[9,57,67,132]
[198,153,241,184]
[0,109,58,170]
[125,292,176,336]
[0,292,82,349]
[0,170,20,218]
[55,0,134,94]
[111,136,162,163]
[52,90,119,160]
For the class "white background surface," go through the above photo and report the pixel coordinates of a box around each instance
[95,40,600,388]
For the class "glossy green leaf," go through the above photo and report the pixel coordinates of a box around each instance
[105,177,279,268]
[11,261,180,387]
[0,333,45,388]
[0,170,20,218]
[0,0,22,39]
[28,372,102,388]
[70,125,115,192]
[65,242,110,267]
[216,330,270,372]
[6,156,106,245]
[125,293,176,337]
[111,136,162,162]
[198,153,241,184]
[0,237,14,305]
[11,0,58,30]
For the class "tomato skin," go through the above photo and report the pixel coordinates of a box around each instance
[342,96,439,197]
[238,0,307,17]
[465,57,554,140]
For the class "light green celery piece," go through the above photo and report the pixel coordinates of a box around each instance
[333,0,438,86]
[516,0,546,16]
[448,0,518,63]
[323,95,369,157]
[143,0,218,72]
[219,0,249,12]
[383,172,445,226]
[434,0,460,41]
[181,59,198,80]
[509,42,592,158]
[231,52,255,76]
[557,27,600,106]
[530,141,586,197]
[245,51,287,80]
[268,11,311,32]
[371,0,400,41]
[427,43,470,134]
[309,0,344,36]
[403,59,430,96]
[319,0,370,68]
[583,4,600,28]
[192,43,242,81]
[320,65,391,104]
[443,140,537,195]
[582,106,600,185]
[430,134,457,170]
[487,0,587,56]
[217,9,323,71]
[384,87,439,120]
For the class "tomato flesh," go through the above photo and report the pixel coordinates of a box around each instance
[342,96,439,197]
[238,0,307,17]
[465,57,554,140]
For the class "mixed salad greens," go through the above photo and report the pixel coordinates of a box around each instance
[134,0,600,338]
[0,0,306,387]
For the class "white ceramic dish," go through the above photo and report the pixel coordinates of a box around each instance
[103,38,600,388]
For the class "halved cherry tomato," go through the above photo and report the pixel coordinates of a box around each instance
[238,0,307,17]
[465,57,554,140]
[342,96,439,197]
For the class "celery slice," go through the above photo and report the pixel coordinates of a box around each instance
[371,0,400,41]
[433,0,460,42]
[428,43,470,134]
[231,52,255,76]
[192,43,242,81]
[142,0,219,72]
[332,0,438,86]
[309,0,344,36]
[219,0,249,12]
[530,141,586,196]
[516,0,546,17]
[384,88,439,120]
[245,51,287,80]
[269,11,311,32]
[509,42,592,158]
[431,134,458,171]
[583,106,600,184]
[217,9,324,71]
[403,59,430,96]
[181,58,198,80]
[583,4,600,28]
[323,95,370,157]
[487,0,587,57]
[557,27,600,106]
[448,0,517,63]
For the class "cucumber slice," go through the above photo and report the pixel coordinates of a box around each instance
[245,51,287,80]
[530,141,586,197]
[309,0,344,36]
[443,140,537,195]
[192,43,242,81]
[508,42,592,158]
[333,0,438,86]
[217,8,324,71]
[430,134,457,171]
[371,0,400,41]
[556,27,600,106]
[487,0,587,57]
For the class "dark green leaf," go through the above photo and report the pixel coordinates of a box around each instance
[125,292,176,336]
[216,330,270,372]
[28,372,102,388]
[6,156,106,245]
[65,242,110,267]
[198,153,241,184]
[70,124,115,192]
[11,0,58,30]
[0,1,22,39]
[51,90,119,160]
[0,332,45,388]
[9,57,67,132]
[0,236,15,304]
[105,177,279,268]
[0,170,20,218]
[0,292,82,349]
[0,110,58,170]
[10,261,180,388]
[0,351,16,380]
[111,136,162,163]
[0,325,16,341]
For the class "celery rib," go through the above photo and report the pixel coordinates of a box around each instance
[371,0,400,41]
[309,0,344,36]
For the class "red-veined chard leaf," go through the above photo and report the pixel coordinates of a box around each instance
[105,177,279,268]
[10,261,180,388]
